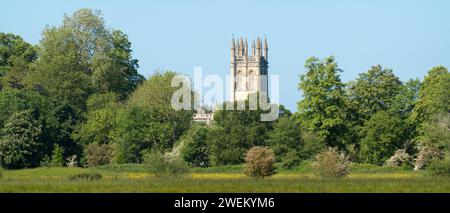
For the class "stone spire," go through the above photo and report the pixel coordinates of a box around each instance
[239,37,244,56]
[231,36,235,62]
[264,36,268,60]
[244,38,248,57]
[252,39,256,56]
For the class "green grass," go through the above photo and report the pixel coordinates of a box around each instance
[0,164,449,193]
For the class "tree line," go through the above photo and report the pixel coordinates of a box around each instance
[0,9,448,171]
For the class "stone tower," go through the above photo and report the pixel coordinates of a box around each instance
[230,36,269,102]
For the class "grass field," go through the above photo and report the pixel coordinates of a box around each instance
[0,163,449,193]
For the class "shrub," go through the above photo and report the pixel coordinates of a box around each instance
[414,145,443,170]
[244,146,276,178]
[0,168,3,179]
[66,155,78,167]
[83,143,114,167]
[312,147,350,178]
[281,150,301,169]
[68,172,102,181]
[385,149,412,168]
[142,150,189,177]
[428,157,450,176]
[50,144,65,167]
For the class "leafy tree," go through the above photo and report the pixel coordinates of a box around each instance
[179,123,210,167]
[114,106,173,163]
[267,116,302,168]
[118,71,193,162]
[297,56,347,148]
[0,110,43,169]
[359,111,406,164]
[72,93,120,145]
[26,9,143,113]
[348,65,402,122]
[0,32,37,89]
[412,66,450,123]
[207,98,276,166]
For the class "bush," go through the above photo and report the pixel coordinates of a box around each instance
[428,157,450,176]
[68,172,102,181]
[50,144,65,167]
[244,146,276,178]
[312,147,350,178]
[281,150,301,169]
[414,145,443,170]
[142,150,189,177]
[83,143,114,167]
[66,155,78,167]
[385,149,412,168]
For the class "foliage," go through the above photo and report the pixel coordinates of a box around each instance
[207,99,275,166]
[428,156,450,177]
[348,65,402,122]
[0,32,37,89]
[297,56,348,148]
[113,72,193,163]
[0,110,43,169]
[68,172,102,181]
[244,146,276,178]
[72,93,120,146]
[385,149,412,168]
[26,8,142,113]
[416,113,450,152]
[312,147,350,178]
[412,66,450,123]
[359,111,406,164]
[83,143,113,167]
[179,123,210,167]
[50,144,65,167]
[142,150,189,177]
[267,116,302,168]
[414,145,444,171]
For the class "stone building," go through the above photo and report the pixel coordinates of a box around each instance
[230,36,269,102]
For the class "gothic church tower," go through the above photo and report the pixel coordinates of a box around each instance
[230,36,269,102]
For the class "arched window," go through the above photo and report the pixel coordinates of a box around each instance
[248,70,255,90]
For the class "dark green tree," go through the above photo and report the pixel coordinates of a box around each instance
[267,116,302,168]
[179,123,210,167]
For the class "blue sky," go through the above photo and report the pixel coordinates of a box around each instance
[1,0,449,111]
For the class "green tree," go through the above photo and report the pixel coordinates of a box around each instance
[0,110,43,169]
[359,111,406,164]
[267,116,302,168]
[27,9,143,112]
[412,66,450,123]
[207,98,276,166]
[179,123,210,167]
[348,65,402,122]
[297,56,347,148]
[50,144,65,167]
[0,32,37,89]
[72,93,120,146]
[114,106,173,163]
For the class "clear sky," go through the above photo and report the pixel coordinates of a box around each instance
[1,0,449,111]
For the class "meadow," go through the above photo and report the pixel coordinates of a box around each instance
[0,163,449,193]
